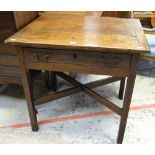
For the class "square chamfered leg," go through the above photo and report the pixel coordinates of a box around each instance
[117,53,140,144]
[49,71,57,92]
[16,47,38,131]
[44,71,57,92]
[118,77,126,100]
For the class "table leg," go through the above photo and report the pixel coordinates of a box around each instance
[117,54,140,144]
[16,47,38,131]
[44,71,57,92]
[118,77,126,100]
[44,70,50,89]
[50,71,57,92]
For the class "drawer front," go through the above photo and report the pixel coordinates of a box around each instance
[0,66,21,78]
[24,48,131,69]
[0,54,19,67]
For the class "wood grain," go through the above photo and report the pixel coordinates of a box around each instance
[5,14,150,54]
[23,48,131,69]
[0,66,20,78]
[0,54,19,66]
[101,11,131,18]
[45,11,103,17]
[4,12,150,144]
[117,53,140,143]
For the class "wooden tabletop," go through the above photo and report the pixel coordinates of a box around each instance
[5,14,150,53]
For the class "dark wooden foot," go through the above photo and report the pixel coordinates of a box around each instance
[118,77,126,100]
[117,54,140,144]
[17,47,39,132]
[31,123,39,131]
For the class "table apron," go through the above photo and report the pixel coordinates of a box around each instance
[25,61,129,77]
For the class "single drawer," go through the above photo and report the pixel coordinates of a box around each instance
[24,48,131,69]
[0,66,21,78]
[0,54,19,67]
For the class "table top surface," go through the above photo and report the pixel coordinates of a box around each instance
[5,14,150,53]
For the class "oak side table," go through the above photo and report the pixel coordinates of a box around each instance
[5,14,150,143]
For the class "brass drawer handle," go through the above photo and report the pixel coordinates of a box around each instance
[104,58,120,67]
[45,54,50,62]
[34,54,52,63]
[73,54,77,59]
[32,53,39,61]
[99,56,120,67]
[41,54,52,63]
[99,56,106,63]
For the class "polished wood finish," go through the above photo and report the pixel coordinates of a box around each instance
[45,11,103,79]
[101,11,131,18]
[5,14,149,143]
[152,18,155,28]
[45,11,103,17]
[5,14,149,53]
